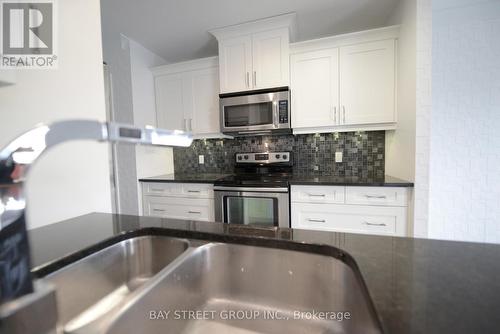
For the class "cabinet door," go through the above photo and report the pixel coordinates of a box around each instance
[154,73,187,131]
[189,67,220,135]
[291,49,339,128]
[340,39,396,125]
[218,35,252,93]
[252,28,290,89]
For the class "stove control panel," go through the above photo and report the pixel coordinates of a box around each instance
[236,152,291,164]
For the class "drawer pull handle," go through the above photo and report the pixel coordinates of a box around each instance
[188,211,201,214]
[187,190,201,193]
[308,193,326,197]
[153,209,166,212]
[308,219,326,223]
[365,195,387,199]
[364,221,387,227]
[151,188,164,192]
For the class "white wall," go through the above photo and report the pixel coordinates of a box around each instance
[385,0,417,183]
[128,38,174,213]
[0,0,112,229]
[428,0,500,243]
[100,5,175,215]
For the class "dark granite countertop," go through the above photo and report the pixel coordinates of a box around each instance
[288,174,414,187]
[29,213,500,334]
[139,173,414,187]
[138,173,230,184]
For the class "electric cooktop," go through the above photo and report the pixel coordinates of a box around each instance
[214,152,293,188]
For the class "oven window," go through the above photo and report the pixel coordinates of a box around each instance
[224,102,273,127]
[225,196,277,226]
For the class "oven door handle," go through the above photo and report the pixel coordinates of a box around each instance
[214,186,289,193]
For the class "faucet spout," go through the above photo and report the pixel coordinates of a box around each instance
[0,120,192,303]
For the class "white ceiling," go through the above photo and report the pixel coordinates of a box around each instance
[101,0,400,63]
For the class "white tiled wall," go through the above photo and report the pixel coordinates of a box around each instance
[414,0,432,238]
[428,0,500,243]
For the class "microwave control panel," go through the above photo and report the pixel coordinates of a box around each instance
[278,100,289,124]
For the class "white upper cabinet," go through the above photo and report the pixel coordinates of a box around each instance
[152,57,224,138]
[251,28,290,89]
[218,35,253,92]
[190,67,220,136]
[290,26,399,134]
[154,73,186,131]
[211,13,296,94]
[340,39,396,126]
[291,48,339,128]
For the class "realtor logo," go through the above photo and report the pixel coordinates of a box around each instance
[1,0,58,69]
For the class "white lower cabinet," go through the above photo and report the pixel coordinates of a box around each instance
[142,182,214,221]
[290,185,344,204]
[292,203,406,236]
[143,196,214,221]
[291,185,408,236]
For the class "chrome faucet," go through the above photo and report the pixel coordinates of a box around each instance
[0,120,192,304]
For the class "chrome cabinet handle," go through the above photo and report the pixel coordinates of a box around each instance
[187,190,201,193]
[246,72,250,88]
[364,221,387,227]
[342,106,346,124]
[150,188,164,192]
[308,193,326,197]
[189,118,193,132]
[153,208,166,212]
[308,219,326,223]
[333,106,337,123]
[253,71,257,87]
[365,195,387,199]
[188,211,201,214]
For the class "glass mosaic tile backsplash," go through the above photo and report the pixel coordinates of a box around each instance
[173,131,385,178]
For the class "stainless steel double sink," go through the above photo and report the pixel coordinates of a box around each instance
[45,235,382,334]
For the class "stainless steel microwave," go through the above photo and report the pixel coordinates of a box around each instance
[219,87,291,136]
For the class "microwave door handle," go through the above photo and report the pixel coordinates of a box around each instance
[273,102,279,128]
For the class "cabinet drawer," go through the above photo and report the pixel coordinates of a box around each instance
[181,183,214,198]
[291,185,345,204]
[143,196,214,221]
[142,182,182,196]
[291,203,406,236]
[142,182,213,199]
[345,187,407,207]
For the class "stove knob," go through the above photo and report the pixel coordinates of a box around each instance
[282,154,288,160]
[237,156,242,161]
[275,154,281,159]
[244,155,249,160]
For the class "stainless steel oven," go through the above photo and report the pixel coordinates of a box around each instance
[214,186,290,228]
[219,87,291,136]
